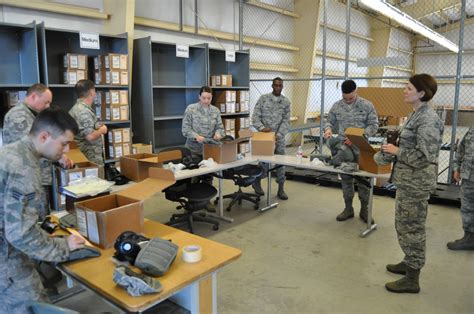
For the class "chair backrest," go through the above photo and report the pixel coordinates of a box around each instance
[157,146,191,163]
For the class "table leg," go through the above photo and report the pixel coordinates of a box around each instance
[360,177,377,237]
[207,170,234,223]
[259,163,278,212]
[171,273,217,314]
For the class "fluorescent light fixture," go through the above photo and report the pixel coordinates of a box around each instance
[360,0,459,53]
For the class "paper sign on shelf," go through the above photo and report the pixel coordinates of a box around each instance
[80,32,100,50]
[225,50,236,62]
[176,45,189,58]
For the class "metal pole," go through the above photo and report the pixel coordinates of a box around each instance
[319,0,328,154]
[344,0,351,79]
[239,0,243,50]
[194,0,198,34]
[179,0,183,32]
[448,0,466,184]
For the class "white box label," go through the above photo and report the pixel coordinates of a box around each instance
[225,50,236,62]
[76,209,88,237]
[176,45,189,58]
[80,32,100,49]
[85,210,100,244]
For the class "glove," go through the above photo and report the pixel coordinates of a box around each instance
[59,213,77,229]
[134,238,178,277]
[67,246,101,262]
[113,265,162,297]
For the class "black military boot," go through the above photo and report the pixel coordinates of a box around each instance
[447,231,474,250]
[252,179,265,196]
[386,261,407,275]
[336,198,354,221]
[277,182,288,200]
[359,206,375,224]
[385,266,420,293]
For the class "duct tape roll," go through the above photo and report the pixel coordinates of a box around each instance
[182,245,202,263]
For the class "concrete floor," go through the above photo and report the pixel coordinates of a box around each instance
[57,178,473,313]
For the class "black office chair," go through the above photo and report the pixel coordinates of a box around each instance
[219,165,263,211]
[160,146,219,233]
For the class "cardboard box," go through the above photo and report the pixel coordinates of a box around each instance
[64,70,87,84]
[94,55,110,70]
[74,168,176,248]
[237,90,249,103]
[122,142,131,156]
[94,70,111,85]
[203,135,250,164]
[108,144,123,159]
[251,132,275,155]
[344,127,392,174]
[122,128,131,142]
[108,129,123,144]
[210,75,221,86]
[120,151,181,182]
[120,104,129,120]
[132,143,153,154]
[240,102,249,112]
[111,70,120,85]
[213,90,236,104]
[119,90,128,105]
[63,53,87,70]
[225,102,236,113]
[109,104,121,121]
[119,54,128,70]
[110,90,120,105]
[120,71,129,85]
[60,142,104,186]
[221,74,232,86]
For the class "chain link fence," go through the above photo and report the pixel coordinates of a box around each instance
[243,0,470,186]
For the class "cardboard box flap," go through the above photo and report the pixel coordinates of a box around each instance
[117,168,176,200]
[156,150,182,162]
[344,128,376,154]
[239,129,253,138]
[66,141,89,163]
[252,132,275,141]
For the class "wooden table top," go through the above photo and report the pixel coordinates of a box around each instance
[59,219,242,312]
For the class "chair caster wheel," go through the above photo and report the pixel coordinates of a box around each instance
[226,206,232,212]
[213,225,219,231]
[214,199,218,205]
[256,197,260,202]
[254,205,259,210]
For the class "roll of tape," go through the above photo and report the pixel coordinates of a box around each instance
[182,245,202,263]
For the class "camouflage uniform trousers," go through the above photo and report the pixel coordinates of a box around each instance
[0,256,47,313]
[395,187,430,270]
[340,175,370,209]
[259,136,286,184]
[460,179,474,233]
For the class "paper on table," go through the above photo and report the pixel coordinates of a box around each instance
[61,177,114,198]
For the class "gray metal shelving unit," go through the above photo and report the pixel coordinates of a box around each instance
[132,38,250,152]
[37,24,130,163]
[0,21,40,127]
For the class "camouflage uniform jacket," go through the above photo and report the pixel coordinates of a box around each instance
[2,102,52,185]
[0,138,70,303]
[454,127,474,181]
[325,96,379,137]
[392,103,444,192]
[252,93,291,138]
[69,100,104,165]
[182,102,225,155]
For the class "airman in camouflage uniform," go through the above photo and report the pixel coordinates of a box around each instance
[0,108,84,313]
[3,87,53,188]
[69,80,106,166]
[447,126,474,250]
[324,80,378,223]
[380,74,443,294]
[182,86,224,156]
[252,77,291,200]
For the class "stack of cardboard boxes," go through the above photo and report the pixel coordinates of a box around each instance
[210,74,232,87]
[93,53,129,85]
[94,90,129,122]
[63,53,88,84]
[108,128,131,159]
[3,90,27,108]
